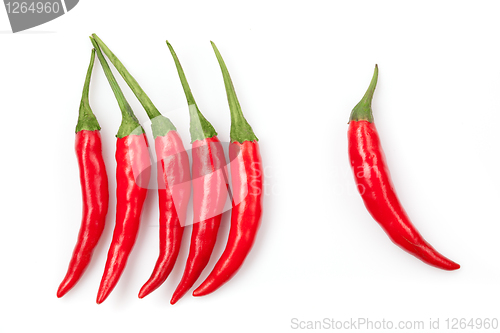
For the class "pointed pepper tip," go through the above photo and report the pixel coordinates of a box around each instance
[56,286,66,298]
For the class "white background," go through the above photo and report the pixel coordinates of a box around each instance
[1,1,499,332]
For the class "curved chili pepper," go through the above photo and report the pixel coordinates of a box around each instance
[347,65,459,270]
[167,42,228,304]
[57,49,109,298]
[193,42,263,297]
[138,132,191,298]
[92,34,191,299]
[90,37,152,304]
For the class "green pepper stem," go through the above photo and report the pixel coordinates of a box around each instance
[210,41,258,143]
[166,41,217,143]
[166,41,197,107]
[92,34,160,120]
[76,49,101,133]
[92,34,176,138]
[90,37,143,138]
[349,65,378,123]
[80,49,94,107]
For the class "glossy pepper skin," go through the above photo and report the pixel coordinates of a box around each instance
[347,65,459,271]
[193,42,263,297]
[139,132,191,298]
[57,50,109,298]
[90,37,152,304]
[97,133,151,302]
[171,136,228,304]
[91,34,189,299]
[167,42,228,304]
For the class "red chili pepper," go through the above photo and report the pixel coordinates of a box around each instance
[347,65,459,270]
[166,42,229,304]
[193,42,263,297]
[92,35,191,299]
[57,49,109,298]
[138,132,191,298]
[90,37,152,304]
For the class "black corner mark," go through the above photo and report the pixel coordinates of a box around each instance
[3,0,79,33]
[64,0,77,11]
